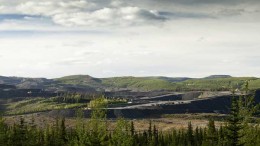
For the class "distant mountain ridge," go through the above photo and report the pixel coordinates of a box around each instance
[0,75,260,92]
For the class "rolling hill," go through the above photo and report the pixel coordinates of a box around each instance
[0,75,260,92]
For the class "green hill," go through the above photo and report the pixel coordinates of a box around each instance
[175,77,258,91]
[55,75,103,89]
[1,75,260,92]
[101,77,177,91]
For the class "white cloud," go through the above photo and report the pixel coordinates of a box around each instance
[0,0,258,28]
[1,18,260,78]
[0,5,4,10]
[51,6,166,27]
[16,0,94,16]
[110,0,124,7]
[13,0,167,27]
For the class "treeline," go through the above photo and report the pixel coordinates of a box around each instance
[0,116,259,146]
[174,78,256,92]
[52,93,93,104]
[0,86,259,146]
[52,93,108,104]
[52,93,126,104]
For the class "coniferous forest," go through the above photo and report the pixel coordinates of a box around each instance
[0,92,259,146]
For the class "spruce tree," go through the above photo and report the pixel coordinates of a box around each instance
[226,98,244,146]
[75,109,87,146]
[130,121,135,136]
[111,118,133,146]
[0,116,6,145]
[153,124,158,145]
[148,120,152,139]
[87,97,108,146]
[239,81,259,145]
[187,122,194,146]
[60,117,67,144]
[207,119,218,145]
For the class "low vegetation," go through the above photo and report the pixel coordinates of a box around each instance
[5,97,86,115]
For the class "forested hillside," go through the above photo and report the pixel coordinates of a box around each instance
[1,75,260,92]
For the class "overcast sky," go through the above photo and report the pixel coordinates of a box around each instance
[0,0,260,78]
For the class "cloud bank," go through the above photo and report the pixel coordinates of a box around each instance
[0,0,258,28]
[0,0,260,78]
[0,0,168,27]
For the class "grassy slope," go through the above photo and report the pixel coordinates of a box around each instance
[3,96,127,115]
[4,97,86,115]
[102,77,177,91]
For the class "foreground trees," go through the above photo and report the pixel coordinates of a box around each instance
[226,98,244,146]
[0,114,258,145]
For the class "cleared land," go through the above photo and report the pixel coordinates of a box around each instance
[3,113,228,131]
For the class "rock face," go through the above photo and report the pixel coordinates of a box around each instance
[255,89,260,103]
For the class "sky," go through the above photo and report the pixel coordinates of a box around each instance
[0,0,260,78]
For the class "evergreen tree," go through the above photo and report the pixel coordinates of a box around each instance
[187,122,194,146]
[43,124,51,146]
[75,109,87,146]
[148,120,152,139]
[110,118,133,146]
[218,124,228,146]
[130,121,135,136]
[239,81,259,146]
[153,124,158,145]
[226,98,244,146]
[27,115,38,146]
[87,97,108,146]
[60,117,67,144]
[0,116,7,145]
[207,119,218,145]
[194,127,203,146]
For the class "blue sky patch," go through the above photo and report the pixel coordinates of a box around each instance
[0,14,41,21]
